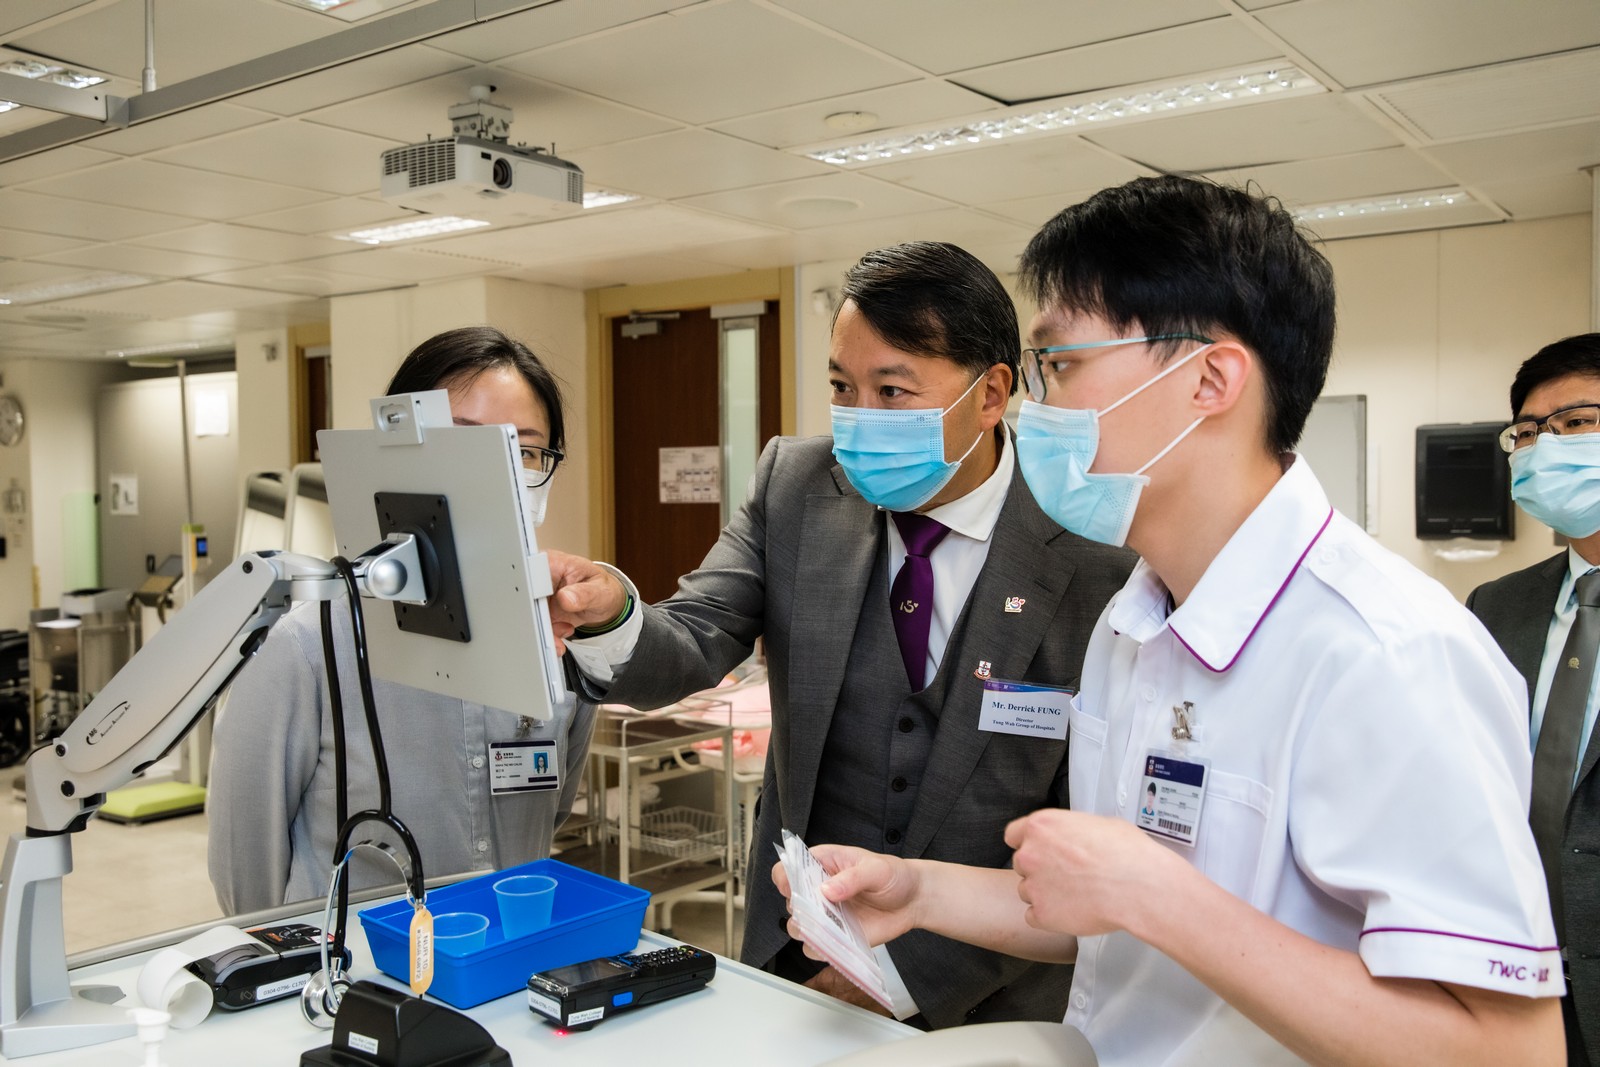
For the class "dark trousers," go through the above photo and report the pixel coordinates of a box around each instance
[1565,991,1593,1067]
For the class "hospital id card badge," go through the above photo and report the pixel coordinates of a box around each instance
[1135,751,1208,847]
[489,739,559,795]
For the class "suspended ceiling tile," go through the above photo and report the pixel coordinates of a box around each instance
[294,247,509,282]
[0,1,102,37]
[230,43,471,116]
[510,253,749,289]
[148,121,400,197]
[0,188,192,240]
[681,233,801,270]
[0,320,72,343]
[0,143,117,186]
[428,0,702,63]
[424,203,778,266]
[1254,0,1600,87]
[1302,199,1501,242]
[504,2,911,125]
[238,197,407,236]
[88,104,276,157]
[0,259,83,289]
[10,0,337,83]
[679,173,951,230]
[983,191,1103,228]
[1206,147,1456,208]
[21,158,328,220]
[1084,94,1399,172]
[1369,50,1600,142]
[1422,121,1600,185]
[770,0,1221,74]
[307,68,677,152]
[568,130,828,201]
[788,208,1036,262]
[1475,173,1593,222]
[195,262,409,297]
[955,19,1282,104]
[132,222,353,262]
[0,105,61,138]
[44,279,299,318]
[34,241,257,279]
[864,136,1147,205]
[712,81,998,150]
[0,228,88,259]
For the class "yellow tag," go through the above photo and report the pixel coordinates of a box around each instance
[408,904,434,996]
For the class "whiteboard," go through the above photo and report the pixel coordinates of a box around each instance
[1298,394,1367,528]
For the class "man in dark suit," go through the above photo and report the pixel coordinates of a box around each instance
[549,241,1134,1028]
[1469,332,1600,1066]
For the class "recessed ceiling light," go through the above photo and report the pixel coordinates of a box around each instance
[0,272,152,306]
[583,189,639,209]
[107,341,226,359]
[798,64,1325,168]
[334,215,492,245]
[1293,187,1475,224]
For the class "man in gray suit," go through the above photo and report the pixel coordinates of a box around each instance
[549,241,1134,1028]
[1470,332,1600,1067]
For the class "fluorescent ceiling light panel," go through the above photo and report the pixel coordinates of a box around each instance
[278,0,421,21]
[0,272,151,306]
[0,49,110,112]
[335,215,492,244]
[1293,187,1475,223]
[799,65,1325,168]
[583,190,639,209]
[107,341,226,359]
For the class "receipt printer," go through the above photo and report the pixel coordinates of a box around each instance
[188,923,349,1011]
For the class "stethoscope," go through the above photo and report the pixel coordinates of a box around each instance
[299,558,429,1029]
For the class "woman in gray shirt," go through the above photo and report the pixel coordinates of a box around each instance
[207,326,596,915]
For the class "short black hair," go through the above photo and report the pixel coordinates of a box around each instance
[1509,334,1600,416]
[1019,176,1336,454]
[837,241,1020,395]
[385,325,566,453]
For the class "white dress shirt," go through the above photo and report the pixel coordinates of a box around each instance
[1066,456,1560,1066]
[1528,546,1600,781]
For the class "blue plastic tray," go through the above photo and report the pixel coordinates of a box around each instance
[358,857,650,1008]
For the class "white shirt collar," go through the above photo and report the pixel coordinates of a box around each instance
[1108,454,1334,671]
[910,427,1013,542]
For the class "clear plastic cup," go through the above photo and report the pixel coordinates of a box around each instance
[493,874,557,939]
[431,911,489,955]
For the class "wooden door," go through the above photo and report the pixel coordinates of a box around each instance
[610,306,782,605]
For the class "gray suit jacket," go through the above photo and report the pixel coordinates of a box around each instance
[584,434,1134,1027]
[1469,552,1600,1064]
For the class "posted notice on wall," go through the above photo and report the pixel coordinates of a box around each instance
[109,474,139,516]
[659,446,721,504]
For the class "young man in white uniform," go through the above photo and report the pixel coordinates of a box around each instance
[777,176,1565,1065]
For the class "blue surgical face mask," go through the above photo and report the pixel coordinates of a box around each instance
[1509,432,1600,538]
[831,373,986,512]
[1016,343,1210,546]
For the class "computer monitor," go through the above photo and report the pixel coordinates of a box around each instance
[1414,422,1515,540]
[318,391,564,720]
[283,463,337,561]
[235,470,287,557]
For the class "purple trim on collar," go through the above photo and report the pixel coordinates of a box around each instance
[1360,927,1559,954]
[1170,508,1334,674]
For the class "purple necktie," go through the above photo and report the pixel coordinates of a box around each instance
[890,512,951,691]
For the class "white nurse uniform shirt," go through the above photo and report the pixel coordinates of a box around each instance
[1064,456,1561,1067]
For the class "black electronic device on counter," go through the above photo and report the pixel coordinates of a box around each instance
[187,923,350,1011]
[526,944,715,1028]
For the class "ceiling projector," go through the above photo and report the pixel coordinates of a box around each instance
[379,86,583,222]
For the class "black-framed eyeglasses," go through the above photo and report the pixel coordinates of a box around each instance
[1020,333,1214,403]
[1499,404,1600,453]
[519,445,564,486]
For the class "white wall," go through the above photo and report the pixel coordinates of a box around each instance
[0,359,127,630]
[1324,213,1592,600]
[329,276,592,556]
[234,327,293,480]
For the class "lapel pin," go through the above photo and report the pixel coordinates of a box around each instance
[1171,701,1196,741]
[898,599,919,614]
[1004,596,1026,613]
[974,660,992,680]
